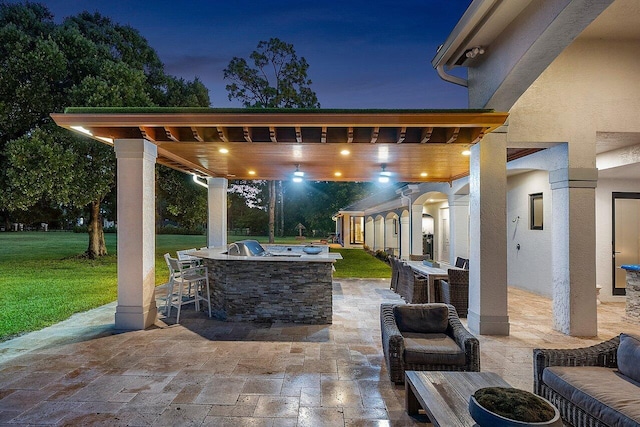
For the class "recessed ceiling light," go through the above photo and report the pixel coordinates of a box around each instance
[340,149,350,156]
[248,170,256,175]
[462,150,471,156]
[219,148,229,154]
[334,172,342,177]
[293,177,303,183]
[420,172,428,177]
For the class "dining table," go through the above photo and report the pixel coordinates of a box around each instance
[405,261,450,303]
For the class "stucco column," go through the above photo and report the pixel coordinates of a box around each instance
[449,195,469,264]
[400,213,410,259]
[114,139,158,330]
[468,134,510,335]
[207,178,228,248]
[549,167,598,336]
[411,204,423,256]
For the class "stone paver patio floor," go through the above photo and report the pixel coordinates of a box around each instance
[0,278,638,426]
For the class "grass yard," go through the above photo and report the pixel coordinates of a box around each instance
[0,232,389,341]
[331,248,391,278]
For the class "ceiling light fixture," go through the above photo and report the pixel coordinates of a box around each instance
[293,164,304,183]
[219,147,229,154]
[340,149,350,156]
[248,170,256,176]
[334,172,342,177]
[378,164,391,183]
[462,149,471,156]
[420,172,428,177]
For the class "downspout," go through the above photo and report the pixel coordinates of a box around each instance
[436,64,468,87]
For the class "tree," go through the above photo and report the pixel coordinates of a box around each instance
[0,3,209,257]
[224,38,320,242]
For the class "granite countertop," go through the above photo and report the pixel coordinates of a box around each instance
[191,247,342,262]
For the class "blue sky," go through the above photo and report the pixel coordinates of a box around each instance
[35,0,471,108]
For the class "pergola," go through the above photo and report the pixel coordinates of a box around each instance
[52,108,515,182]
[52,108,510,330]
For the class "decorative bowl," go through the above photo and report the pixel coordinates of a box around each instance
[469,390,562,427]
[303,246,322,255]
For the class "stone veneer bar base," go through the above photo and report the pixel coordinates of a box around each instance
[626,270,640,325]
[202,259,332,324]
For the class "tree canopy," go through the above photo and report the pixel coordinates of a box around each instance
[0,2,209,256]
[224,38,320,109]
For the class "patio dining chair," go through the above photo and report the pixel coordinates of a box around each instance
[164,253,212,323]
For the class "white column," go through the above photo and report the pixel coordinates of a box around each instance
[114,139,158,330]
[468,134,510,335]
[400,213,410,259]
[411,204,424,256]
[207,178,228,248]
[549,167,598,336]
[449,195,470,263]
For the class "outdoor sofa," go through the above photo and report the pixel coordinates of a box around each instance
[533,333,640,427]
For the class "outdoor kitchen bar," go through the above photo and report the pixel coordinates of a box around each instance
[192,242,341,324]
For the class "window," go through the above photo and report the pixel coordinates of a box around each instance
[530,193,543,230]
[350,216,364,244]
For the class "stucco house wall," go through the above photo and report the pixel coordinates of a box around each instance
[506,170,553,297]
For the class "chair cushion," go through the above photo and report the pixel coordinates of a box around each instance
[402,332,465,366]
[618,333,640,383]
[393,304,449,334]
[543,366,640,426]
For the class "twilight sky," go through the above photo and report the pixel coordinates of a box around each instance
[34,0,472,109]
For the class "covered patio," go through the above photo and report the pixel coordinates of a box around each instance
[51,108,521,336]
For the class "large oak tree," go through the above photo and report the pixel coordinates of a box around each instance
[0,3,209,257]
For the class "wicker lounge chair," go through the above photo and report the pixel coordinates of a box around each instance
[380,303,480,384]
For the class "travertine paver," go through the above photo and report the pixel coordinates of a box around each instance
[0,278,638,426]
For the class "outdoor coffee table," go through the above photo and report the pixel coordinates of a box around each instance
[405,371,511,426]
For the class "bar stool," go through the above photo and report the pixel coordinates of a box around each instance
[164,253,212,323]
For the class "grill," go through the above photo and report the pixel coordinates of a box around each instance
[227,240,268,257]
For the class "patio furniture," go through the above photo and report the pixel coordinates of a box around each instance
[454,256,467,268]
[439,268,469,317]
[396,263,429,303]
[533,333,640,427]
[389,256,401,291]
[380,303,480,384]
[405,261,449,303]
[406,371,511,426]
[164,253,212,323]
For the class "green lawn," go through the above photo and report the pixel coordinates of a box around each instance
[0,232,389,341]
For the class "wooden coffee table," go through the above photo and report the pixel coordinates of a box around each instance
[405,371,511,426]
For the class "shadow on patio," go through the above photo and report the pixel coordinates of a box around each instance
[0,279,638,426]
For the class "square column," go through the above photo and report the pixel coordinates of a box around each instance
[411,204,424,256]
[549,168,598,336]
[207,178,228,248]
[114,139,158,330]
[449,195,469,263]
[468,134,510,335]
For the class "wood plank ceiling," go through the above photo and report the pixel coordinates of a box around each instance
[51,109,513,182]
